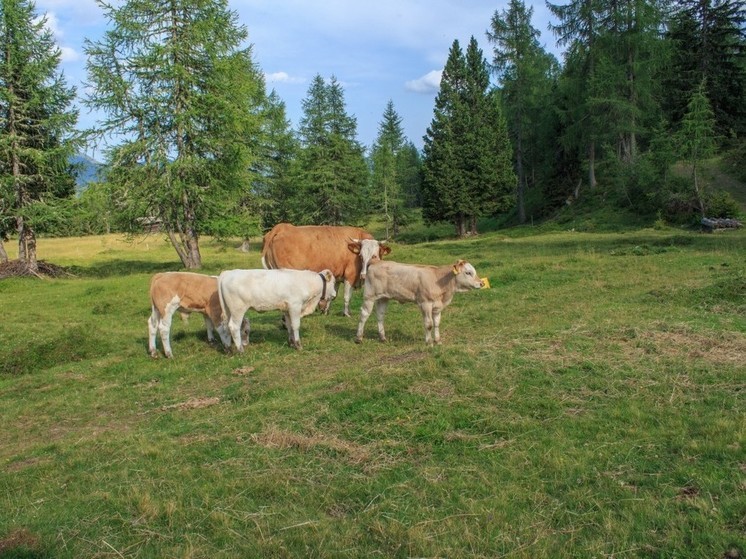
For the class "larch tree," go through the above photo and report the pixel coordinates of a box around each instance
[84,0,266,269]
[547,0,603,190]
[0,0,79,272]
[488,0,557,222]
[677,80,718,216]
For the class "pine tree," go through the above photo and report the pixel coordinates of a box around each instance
[293,74,368,225]
[0,0,79,273]
[84,0,265,269]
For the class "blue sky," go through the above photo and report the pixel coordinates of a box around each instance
[35,0,561,157]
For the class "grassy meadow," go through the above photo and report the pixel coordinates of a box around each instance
[0,225,744,558]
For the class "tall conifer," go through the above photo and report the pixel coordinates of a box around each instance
[0,0,79,272]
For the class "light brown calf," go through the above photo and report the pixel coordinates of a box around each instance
[355,260,485,346]
[148,272,246,358]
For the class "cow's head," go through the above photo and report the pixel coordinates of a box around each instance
[317,269,337,312]
[451,260,485,291]
[348,238,391,280]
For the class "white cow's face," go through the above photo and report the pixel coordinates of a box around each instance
[454,261,485,291]
[349,238,390,279]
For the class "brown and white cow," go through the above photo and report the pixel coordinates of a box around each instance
[218,268,337,351]
[148,272,248,358]
[260,223,391,317]
[355,260,485,346]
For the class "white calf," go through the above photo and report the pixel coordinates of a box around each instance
[218,268,336,350]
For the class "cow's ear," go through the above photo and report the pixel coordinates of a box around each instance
[452,260,465,275]
[348,241,361,254]
[324,270,334,282]
[380,245,392,256]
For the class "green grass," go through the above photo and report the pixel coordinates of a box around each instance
[1,228,744,558]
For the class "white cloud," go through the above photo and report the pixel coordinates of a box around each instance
[405,70,442,94]
[265,71,306,85]
[60,46,80,62]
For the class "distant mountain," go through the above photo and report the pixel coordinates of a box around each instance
[70,153,102,194]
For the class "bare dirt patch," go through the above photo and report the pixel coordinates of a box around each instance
[0,528,42,554]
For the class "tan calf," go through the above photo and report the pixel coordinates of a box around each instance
[355,260,485,346]
[148,272,247,358]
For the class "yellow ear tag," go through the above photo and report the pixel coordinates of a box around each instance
[481,277,491,289]
[452,266,459,275]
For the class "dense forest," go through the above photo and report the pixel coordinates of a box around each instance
[1,0,744,270]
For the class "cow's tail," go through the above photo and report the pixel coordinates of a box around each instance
[260,230,278,270]
[217,273,229,326]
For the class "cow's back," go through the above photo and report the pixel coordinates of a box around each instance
[365,261,442,303]
[150,272,219,315]
[261,223,372,278]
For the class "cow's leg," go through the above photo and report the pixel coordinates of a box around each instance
[355,297,375,343]
[203,315,215,343]
[343,280,353,317]
[159,299,180,358]
[420,302,435,346]
[432,306,443,345]
[286,309,302,350]
[148,306,160,358]
[375,299,389,342]
[228,311,248,353]
[241,317,250,347]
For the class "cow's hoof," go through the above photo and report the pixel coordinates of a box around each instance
[378,337,388,343]
[165,352,173,358]
[354,337,363,344]
[149,351,158,359]
[343,311,351,318]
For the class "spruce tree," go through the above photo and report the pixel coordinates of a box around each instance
[294,75,368,225]
[422,40,467,235]
[664,0,746,140]
[0,0,79,273]
[85,0,265,269]
[423,38,515,236]
[371,100,412,237]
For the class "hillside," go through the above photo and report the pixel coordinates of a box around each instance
[70,154,102,194]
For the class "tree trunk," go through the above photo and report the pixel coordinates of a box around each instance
[516,129,526,224]
[167,229,202,269]
[588,141,598,189]
[239,238,251,253]
[17,217,38,272]
[0,239,8,264]
[692,163,705,217]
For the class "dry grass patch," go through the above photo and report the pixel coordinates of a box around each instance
[161,397,221,411]
[622,324,746,365]
[250,424,376,467]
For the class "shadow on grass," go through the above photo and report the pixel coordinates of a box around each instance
[67,259,180,278]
